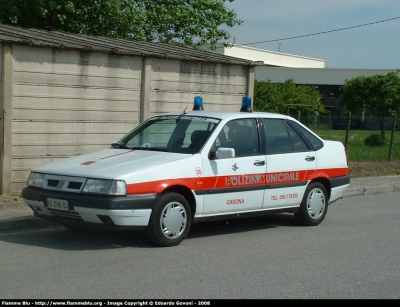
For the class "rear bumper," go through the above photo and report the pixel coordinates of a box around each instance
[329,175,350,204]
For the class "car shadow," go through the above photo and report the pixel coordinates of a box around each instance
[0,213,299,250]
[187,213,298,239]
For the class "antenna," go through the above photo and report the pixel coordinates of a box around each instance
[197,84,209,97]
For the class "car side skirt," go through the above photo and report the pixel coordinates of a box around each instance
[193,206,299,223]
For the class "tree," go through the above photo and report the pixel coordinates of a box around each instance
[388,84,400,160]
[253,79,284,113]
[0,0,242,50]
[340,71,400,139]
[253,79,323,115]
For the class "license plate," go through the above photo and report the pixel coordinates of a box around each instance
[47,198,69,211]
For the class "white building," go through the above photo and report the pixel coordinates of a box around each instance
[212,44,395,86]
[213,44,326,68]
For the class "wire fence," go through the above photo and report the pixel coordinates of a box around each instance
[287,112,399,131]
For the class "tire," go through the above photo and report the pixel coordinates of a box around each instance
[145,192,192,247]
[294,182,328,226]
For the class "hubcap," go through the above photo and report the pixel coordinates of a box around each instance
[307,188,325,219]
[160,202,187,239]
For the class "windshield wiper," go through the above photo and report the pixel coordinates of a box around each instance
[132,147,169,152]
[111,143,129,149]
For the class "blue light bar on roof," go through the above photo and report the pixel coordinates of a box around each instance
[193,96,204,110]
[240,96,252,112]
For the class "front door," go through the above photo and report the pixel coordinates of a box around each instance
[202,118,266,215]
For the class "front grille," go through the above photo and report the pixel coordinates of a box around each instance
[47,179,59,187]
[43,175,86,192]
[68,181,82,189]
[48,209,82,220]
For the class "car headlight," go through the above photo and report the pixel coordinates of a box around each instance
[27,172,45,188]
[82,179,127,195]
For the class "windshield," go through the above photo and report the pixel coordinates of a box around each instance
[111,115,220,154]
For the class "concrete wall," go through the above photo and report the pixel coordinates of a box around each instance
[0,44,253,196]
[148,58,251,116]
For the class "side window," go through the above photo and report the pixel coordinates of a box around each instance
[287,124,310,152]
[263,118,314,154]
[216,118,259,157]
[287,120,324,151]
[263,119,292,154]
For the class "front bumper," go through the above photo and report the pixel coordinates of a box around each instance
[21,186,157,230]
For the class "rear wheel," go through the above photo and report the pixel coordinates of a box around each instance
[295,182,328,226]
[145,192,192,247]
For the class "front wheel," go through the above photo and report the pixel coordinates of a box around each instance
[145,192,192,247]
[294,182,328,226]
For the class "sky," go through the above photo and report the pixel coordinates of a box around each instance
[222,0,400,69]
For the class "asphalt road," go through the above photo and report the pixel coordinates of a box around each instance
[0,192,399,300]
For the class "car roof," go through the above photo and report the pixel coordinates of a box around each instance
[154,110,290,121]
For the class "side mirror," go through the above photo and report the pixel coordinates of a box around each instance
[215,147,235,159]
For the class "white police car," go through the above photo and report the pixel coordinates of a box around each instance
[21,97,350,247]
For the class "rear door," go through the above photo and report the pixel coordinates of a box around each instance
[261,118,317,209]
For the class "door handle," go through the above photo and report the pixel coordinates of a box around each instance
[254,160,266,166]
[305,156,315,161]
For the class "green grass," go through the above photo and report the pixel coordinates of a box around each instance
[312,129,400,162]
